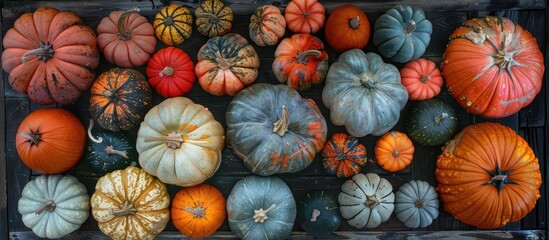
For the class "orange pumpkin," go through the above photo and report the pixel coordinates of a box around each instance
[249,5,286,46]
[321,133,367,178]
[375,131,414,173]
[325,4,370,52]
[284,0,325,34]
[401,58,443,101]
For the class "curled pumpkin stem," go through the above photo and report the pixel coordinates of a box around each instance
[296,50,321,64]
[105,145,129,159]
[310,209,321,222]
[109,201,138,216]
[117,7,140,40]
[87,119,103,143]
[34,200,56,214]
[22,41,54,64]
[184,206,206,218]
[253,204,276,223]
[144,132,184,149]
[273,106,289,136]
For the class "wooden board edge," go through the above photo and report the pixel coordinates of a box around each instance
[545,3,549,238]
[0,5,8,240]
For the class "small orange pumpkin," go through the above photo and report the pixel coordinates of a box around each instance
[401,58,443,101]
[284,0,325,34]
[375,131,414,172]
[321,133,367,178]
[325,4,370,52]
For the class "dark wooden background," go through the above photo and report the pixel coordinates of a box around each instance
[1,0,548,239]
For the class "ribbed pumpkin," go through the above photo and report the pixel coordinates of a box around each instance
[298,191,342,236]
[395,180,439,228]
[153,4,192,45]
[195,0,233,38]
[249,5,286,46]
[442,16,544,118]
[325,4,371,53]
[2,6,99,105]
[321,133,367,178]
[401,58,443,101]
[146,47,195,98]
[436,122,542,229]
[406,98,457,146]
[89,68,152,132]
[284,0,325,34]
[375,131,414,173]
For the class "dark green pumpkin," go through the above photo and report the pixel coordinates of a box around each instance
[298,191,341,236]
[406,98,457,146]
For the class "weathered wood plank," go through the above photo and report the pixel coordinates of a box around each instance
[0,15,8,240]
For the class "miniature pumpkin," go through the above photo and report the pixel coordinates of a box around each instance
[1,6,99,105]
[97,8,156,67]
[146,47,195,98]
[249,5,286,46]
[18,174,90,239]
[374,4,432,63]
[273,34,329,91]
[298,191,342,236]
[442,16,544,118]
[91,166,170,239]
[322,49,408,137]
[325,4,370,53]
[339,173,395,229]
[89,68,152,132]
[195,33,259,96]
[172,183,226,238]
[321,133,367,178]
[16,108,85,174]
[153,4,192,45]
[375,131,414,173]
[401,58,443,101]
[227,175,296,240]
[195,0,233,38]
[406,98,457,146]
[395,180,439,228]
[136,97,225,187]
[226,83,327,176]
[284,0,325,34]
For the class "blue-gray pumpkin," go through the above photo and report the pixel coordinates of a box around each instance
[395,180,439,228]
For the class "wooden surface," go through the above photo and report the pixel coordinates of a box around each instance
[1,0,548,239]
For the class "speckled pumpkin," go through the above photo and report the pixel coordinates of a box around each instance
[153,4,193,45]
[249,5,286,46]
[195,0,233,38]
[321,133,367,178]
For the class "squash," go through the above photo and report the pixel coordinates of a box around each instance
[226,83,327,176]
[401,58,443,101]
[146,46,195,98]
[325,4,370,53]
[373,4,432,63]
[89,68,152,132]
[339,173,395,229]
[195,33,259,96]
[436,122,542,229]
[136,97,225,187]
[195,0,233,38]
[16,108,85,174]
[90,166,170,239]
[227,175,296,240]
[322,49,408,137]
[298,191,342,236]
[406,98,457,146]
[321,133,367,178]
[18,174,90,239]
[172,183,226,238]
[97,8,156,67]
[153,4,192,46]
[273,33,329,91]
[375,131,414,173]
[284,0,325,34]
[249,5,286,46]
[1,6,99,105]
[395,180,439,228]
[442,16,544,118]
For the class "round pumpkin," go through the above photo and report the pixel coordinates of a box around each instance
[436,122,542,229]
[227,175,296,240]
[91,166,170,239]
[226,83,327,176]
[249,5,286,46]
[321,133,367,178]
[16,108,85,174]
[2,6,99,105]
[89,68,152,132]
[195,33,259,96]
[136,97,225,187]
[374,4,432,63]
[153,4,192,45]
[442,16,544,118]
[298,191,342,236]
[97,8,156,67]
[18,174,90,239]
[273,33,329,91]
[401,58,443,101]
[322,49,408,137]
[195,0,233,38]
[146,47,195,98]
[325,4,370,53]
[375,131,414,173]
[284,0,325,34]
[406,98,457,146]
[395,180,439,228]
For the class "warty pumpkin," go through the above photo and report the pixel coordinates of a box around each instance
[284,0,325,34]
[249,5,286,46]
[321,133,367,178]
[146,46,195,98]
[325,4,371,53]
[395,180,439,228]
[195,0,233,38]
[375,131,414,173]
[153,4,193,45]
[406,98,457,146]
[400,58,443,101]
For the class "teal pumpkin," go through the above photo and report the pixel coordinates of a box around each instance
[298,191,342,236]
[406,98,457,146]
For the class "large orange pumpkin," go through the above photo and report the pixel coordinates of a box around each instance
[284,0,325,34]
[324,4,370,52]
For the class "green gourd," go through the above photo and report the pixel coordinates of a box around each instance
[298,191,342,236]
[406,98,458,146]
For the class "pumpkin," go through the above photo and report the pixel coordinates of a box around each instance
[284,0,325,34]
[322,49,408,137]
[18,174,90,239]
[324,4,370,53]
[441,16,544,118]
[401,58,443,101]
[227,175,296,240]
[249,5,286,46]
[153,4,192,46]
[436,122,542,229]
[226,83,327,176]
[16,108,85,174]
[90,166,170,239]
[89,68,152,132]
[406,98,457,146]
[136,97,225,187]
[298,191,342,236]
[339,173,395,229]
[395,180,439,228]
[97,8,156,67]
[373,4,432,63]
[195,33,260,96]
[146,47,195,98]
[321,133,367,178]
[272,33,329,91]
[375,131,414,173]
[195,0,233,38]
[172,183,226,238]
[1,6,99,105]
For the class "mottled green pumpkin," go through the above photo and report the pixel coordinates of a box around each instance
[298,191,342,236]
[406,98,457,146]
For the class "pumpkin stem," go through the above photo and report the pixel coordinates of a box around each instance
[117,7,140,40]
[109,201,138,216]
[493,50,516,71]
[159,66,175,77]
[105,145,129,159]
[273,106,289,136]
[195,12,220,23]
[482,165,518,193]
[310,209,321,222]
[392,149,400,158]
[34,200,56,214]
[253,204,276,223]
[364,195,379,209]
[19,131,41,146]
[164,16,174,26]
[22,41,54,64]
[296,50,321,64]
[87,119,103,143]
[360,77,376,90]
[420,75,431,83]
[404,19,417,35]
[184,206,206,218]
[349,16,360,29]
[144,132,184,149]
[415,200,426,208]
[434,112,449,125]
[335,153,347,161]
